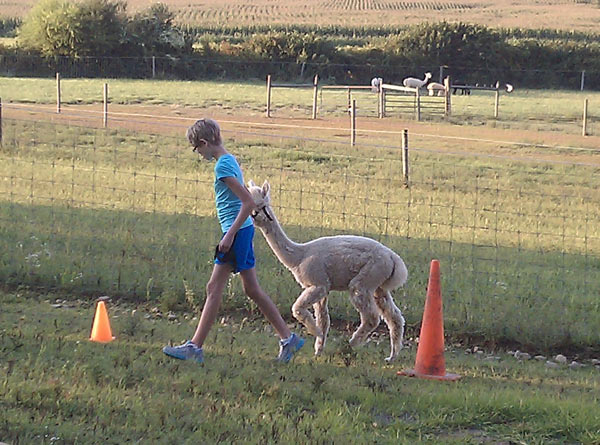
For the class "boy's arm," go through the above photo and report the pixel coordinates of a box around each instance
[218,176,255,253]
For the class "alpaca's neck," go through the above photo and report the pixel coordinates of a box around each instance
[257,209,305,269]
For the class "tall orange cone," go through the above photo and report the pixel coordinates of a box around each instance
[90,301,115,343]
[398,260,460,381]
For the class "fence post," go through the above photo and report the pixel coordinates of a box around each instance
[378,82,385,118]
[443,76,451,118]
[56,72,61,114]
[312,74,319,119]
[152,56,156,78]
[402,129,409,187]
[439,65,444,84]
[583,98,588,136]
[581,70,585,91]
[103,83,108,128]
[266,74,272,118]
[415,88,421,121]
[494,87,500,119]
[300,62,306,78]
[350,98,356,146]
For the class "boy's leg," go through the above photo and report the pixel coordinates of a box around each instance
[191,263,232,347]
[239,267,291,340]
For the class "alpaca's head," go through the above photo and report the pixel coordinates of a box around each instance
[247,180,273,226]
[424,72,432,80]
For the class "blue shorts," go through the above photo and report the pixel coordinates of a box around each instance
[214,224,256,273]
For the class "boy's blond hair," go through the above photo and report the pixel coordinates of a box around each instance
[187,118,222,147]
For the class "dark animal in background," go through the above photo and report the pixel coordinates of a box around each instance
[452,80,471,95]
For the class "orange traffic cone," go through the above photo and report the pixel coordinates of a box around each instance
[90,301,115,343]
[398,260,460,381]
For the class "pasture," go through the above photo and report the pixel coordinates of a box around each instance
[1,94,600,352]
[1,289,600,444]
[4,0,600,30]
[1,77,599,137]
[1,74,600,443]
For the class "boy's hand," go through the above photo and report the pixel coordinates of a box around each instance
[219,233,234,253]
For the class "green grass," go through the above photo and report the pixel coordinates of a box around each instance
[1,289,599,444]
[1,77,599,134]
[1,118,599,353]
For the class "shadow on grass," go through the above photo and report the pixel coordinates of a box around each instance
[1,200,599,354]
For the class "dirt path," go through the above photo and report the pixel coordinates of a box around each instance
[5,102,600,165]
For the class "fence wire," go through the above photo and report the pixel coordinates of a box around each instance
[1,114,599,350]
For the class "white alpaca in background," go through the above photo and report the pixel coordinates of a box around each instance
[403,72,432,89]
[247,180,408,362]
[371,77,383,92]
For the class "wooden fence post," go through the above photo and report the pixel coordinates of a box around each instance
[583,98,588,136]
[56,73,61,114]
[103,83,108,128]
[494,88,500,119]
[378,83,385,118]
[444,76,451,118]
[312,74,319,119]
[415,88,421,121]
[350,98,356,146]
[581,70,585,91]
[266,75,272,118]
[152,56,156,78]
[402,129,409,187]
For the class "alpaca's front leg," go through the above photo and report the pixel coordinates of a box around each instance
[292,286,328,351]
[313,297,330,356]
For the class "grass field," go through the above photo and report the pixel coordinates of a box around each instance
[1,289,599,444]
[1,112,599,354]
[1,77,599,136]
[4,0,600,30]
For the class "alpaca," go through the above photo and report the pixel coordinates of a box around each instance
[426,82,446,96]
[452,80,470,95]
[371,77,383,93]
[247,180,408,362]
[402,72,432,89]
[494,81,515,93]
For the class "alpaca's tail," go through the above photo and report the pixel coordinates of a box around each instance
[381,252,408,291]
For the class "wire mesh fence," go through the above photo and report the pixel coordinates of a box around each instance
[1,113,599,350]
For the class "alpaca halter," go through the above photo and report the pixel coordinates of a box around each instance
[251,205,273,222]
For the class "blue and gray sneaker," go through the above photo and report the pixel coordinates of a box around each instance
[277,333,305,363]
[163,340,204,363]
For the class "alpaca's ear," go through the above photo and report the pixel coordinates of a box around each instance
[262,180,270,198]
[248,179,256,188]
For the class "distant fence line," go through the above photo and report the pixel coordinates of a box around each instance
[1,54,600,90]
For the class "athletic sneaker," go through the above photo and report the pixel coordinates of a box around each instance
[162,340,204,363]
[277,333,305,363]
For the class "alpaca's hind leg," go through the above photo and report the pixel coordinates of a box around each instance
[348,289,380,348]
[374,288,405,362]
[313,297,330,356]
[292,286,328,348]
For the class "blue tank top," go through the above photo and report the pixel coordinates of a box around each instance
[214,153,253,233]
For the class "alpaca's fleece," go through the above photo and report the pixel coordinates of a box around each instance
[248,180,408,362]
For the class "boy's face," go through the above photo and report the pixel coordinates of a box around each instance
[193,139,214,160]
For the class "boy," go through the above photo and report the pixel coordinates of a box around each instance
[163,118,304,363]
